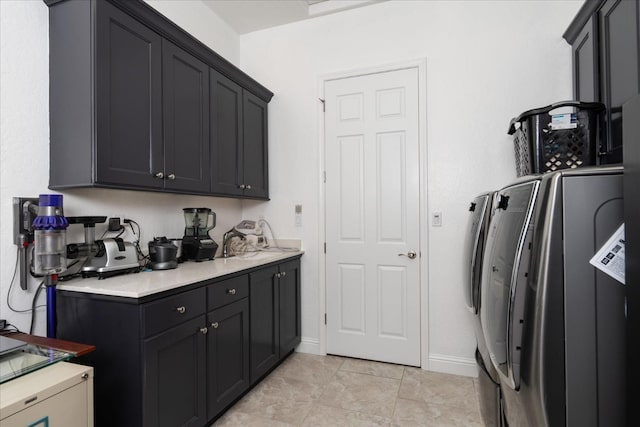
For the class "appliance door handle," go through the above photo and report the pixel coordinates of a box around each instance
[398,251,417,260]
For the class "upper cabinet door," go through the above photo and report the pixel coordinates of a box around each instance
[210,69,244,196]
[162,40,211,193]
[599,0,640,164]
[572,15,599,103]
[242,90,269,199]
[95,0,163,188]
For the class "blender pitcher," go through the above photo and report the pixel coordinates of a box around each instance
[181,208,218,261]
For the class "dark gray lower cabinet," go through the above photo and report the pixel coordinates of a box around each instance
[144,316,207,427]
[207,298,250,418]
[249,265,280,383]
[56,257,301,427]
[250,259,302,383]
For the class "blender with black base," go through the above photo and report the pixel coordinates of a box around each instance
[181,208,218,261]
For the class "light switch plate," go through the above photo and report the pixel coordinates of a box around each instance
[432,212,442,227]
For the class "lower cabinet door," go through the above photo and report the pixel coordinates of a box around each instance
[207,299,250,418]
[143,316,207,427]
[249,265,280,383]
[279,260,301,355]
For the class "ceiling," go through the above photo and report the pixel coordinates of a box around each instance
[202,0,385,35]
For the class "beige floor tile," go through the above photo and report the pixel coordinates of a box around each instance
[232,374,325,425]
[391,398,483,427]
[399,368,478,412]
[317,370,401,418]
[339,357,405,380]
[213,410,296,427]
[272,352,345,384]
[302,403,392,427]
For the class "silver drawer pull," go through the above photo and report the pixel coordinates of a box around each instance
[154,171,164,179]
[211,322,219,329]
[239,184,246,189]
[167,173,176,180]
[227,288,236,295]
[246,184,252,190]
[200,327,208,334]
[176,306,186,314]
[275,273,281,278]
[281,271,286,277]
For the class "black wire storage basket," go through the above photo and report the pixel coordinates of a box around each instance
[508,101,605,177]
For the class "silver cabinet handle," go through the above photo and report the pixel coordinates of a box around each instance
[176,306,186,314]
[239,184,246,189]
[246,184,252,190]
[154,172,164,179]
[275,273,281,278]
[211,322,219,329]
[398,251,417,260]
[200,327,208,334]
[227,288,236,295]
[281,271,286,277]
[167,173,176,180]
[81,373,89,380]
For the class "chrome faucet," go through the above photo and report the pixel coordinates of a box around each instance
[222,228,246,258]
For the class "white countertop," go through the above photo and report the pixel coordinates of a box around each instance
[56,250,303,299]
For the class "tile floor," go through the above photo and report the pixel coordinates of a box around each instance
[214,353,483,426]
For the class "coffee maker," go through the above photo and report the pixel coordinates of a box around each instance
[181,208,218,261]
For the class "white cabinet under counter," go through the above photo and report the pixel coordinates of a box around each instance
[0,362,94,427]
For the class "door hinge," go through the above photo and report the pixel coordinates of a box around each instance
[319,98,325,112]
[324,242,326,253]
[323,171,326,183]
[324,313,327,325]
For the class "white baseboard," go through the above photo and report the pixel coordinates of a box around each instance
[295,336,321,355]
[427,353,478,377]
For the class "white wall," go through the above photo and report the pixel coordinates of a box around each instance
[144,0,240,66]
[0,0,241,335]
[238,0,582,374]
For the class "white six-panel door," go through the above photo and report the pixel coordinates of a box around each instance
[324,67,421,366]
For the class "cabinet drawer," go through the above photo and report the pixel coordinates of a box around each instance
[143,288,206,337]
[207,275,249,310]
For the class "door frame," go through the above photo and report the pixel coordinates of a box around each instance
[317,58,430,369]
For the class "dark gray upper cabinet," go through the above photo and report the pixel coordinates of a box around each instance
[242,91,269,199]
[564,0,640,164]
[94,0,163,189]
[209,69,269,199]
[46,0,272,199]
[571,15,598,103]
[598,0,639,164]
[162,40,210,193]
[210,69,244,196]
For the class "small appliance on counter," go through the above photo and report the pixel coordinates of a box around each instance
[67,216,141,280]
[148,237,178,270]
[168,238,183,262]
[81,239,140,279]
[181,208,218,262]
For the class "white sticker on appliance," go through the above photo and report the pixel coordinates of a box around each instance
[550,113,578,130]
[589,224,625,285]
